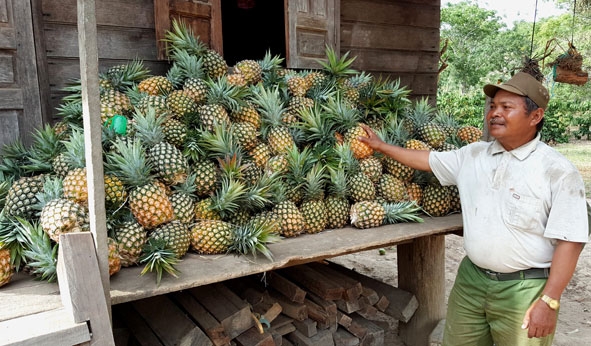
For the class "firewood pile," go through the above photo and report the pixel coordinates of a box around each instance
[112,261,418,346]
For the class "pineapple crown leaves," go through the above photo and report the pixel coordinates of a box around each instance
[257,50,285,73]
[381,201,424,225]
[295,103,336,147]
[182,131,208,163]
[317,45,358,80]
[217,154,246,181]
[132,106,166,147]
[210,177,248,219]
[326,167,348,198]
[26,125,65,171]
[243,171,281,212]
[172,172,198,197]
[322,95,362,133]
[56,101,83,127]
[139,237,180,285]
[165,63,186,89]
[348,71,373,89]
[306,78,338,104]
[34,176,64,209]
[383,119,409,146]
[61,127,86,169]
[406,97,437,127]
[104,59,151,91]
[0,140,32,180]
[250,84,287,129]
[302,163,327,202]
[433,111,460,130]
[229,219,281,261]
[374,78,412,114]
[163,19,207,57]
[332,142,360,176]
[105,138,154,188]
[0,212,28,271]
[17,216,58,283]
[169,47,205,81]
[205,77,249,113]
[285,145,315,185]
[199,123,244,161]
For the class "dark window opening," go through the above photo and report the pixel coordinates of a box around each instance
[221,0,286,66]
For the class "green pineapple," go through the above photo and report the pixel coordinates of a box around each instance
[5,175,45,218]
[132,107,188,186]
[105,138,174,229]
[115,217,147,267]
[407,98,445,149]
[359,156,383,184]
[170,173,198,224]
[377,174,408,203]
[300,164,328,234]
[150,220,191,258]
[422,180,451,217]
[198,77,247,131]
[325,167,351,229]
[272,185,305,238]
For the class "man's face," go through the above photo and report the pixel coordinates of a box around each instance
[486,89,543,150]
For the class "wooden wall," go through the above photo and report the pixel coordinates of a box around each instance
[39,0,170,120]
[340,0,440,99]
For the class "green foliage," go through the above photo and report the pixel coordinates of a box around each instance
[439,1,591,144]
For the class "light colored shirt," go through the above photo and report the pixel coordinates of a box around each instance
[429,135,589,273]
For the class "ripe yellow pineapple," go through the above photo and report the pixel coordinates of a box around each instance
[150,220,191,258]
[190,220,234,254]
[457,126,482,143]
[0,245,13,287]
[350,201,385,229]
[108,237,121,276]
[138,75,174,96]
[300,164,328,234]
[234,59,262,84]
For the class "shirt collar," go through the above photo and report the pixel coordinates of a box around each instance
[488,133,540,160]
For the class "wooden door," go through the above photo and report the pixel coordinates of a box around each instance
[154,0,222,60]
[286,0,339,69]
[0,0,45,147]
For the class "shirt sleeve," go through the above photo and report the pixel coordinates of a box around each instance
[544,168,590,243]
[428,148,465,186]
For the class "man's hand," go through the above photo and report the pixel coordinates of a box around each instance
[357,124,385,151]
[521,298,558,338]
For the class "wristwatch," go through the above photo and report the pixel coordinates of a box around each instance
[540,294,560,310]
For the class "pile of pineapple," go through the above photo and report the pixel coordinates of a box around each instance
[0,20,481,285]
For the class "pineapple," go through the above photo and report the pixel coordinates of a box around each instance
[300,164,328,234]
[0,244,13,287]
[249,142,272,169]
[226,72,247,87]
[168,47,208,104]
[166,90,198,119]
[38,177,90,243]
[190,219,233,254]
[103,173,128,208]
[272,185,305,238]
[198,77,247,131]
[19,217,59,282]
[137,75,174,96]
[325,167,351,229]
[61,129,89,205]
[359,156,383,183]
[231,102,262,129]
[422,183,451,217]
[252,85,294,155]
[257,50,285,87]
[234,59,262,85]
[194,198,222,221]
[100,89,132,123]
[350,200,385,229]
[192,160,218,197]
[381,121,414,182]
[105,138,174,229]
[285,73,309,97]
[5,175,45,218]
[407,98,446,149]
[132,107,188,186]
[405,181,424,206]
[448,185,462,213]
[115,218,146,267]
[108,237,121,276]
[457,126,482,144]
[377,174,408,203]
[334,142,375,203]
[170,173,198,224]
[150,220,191,258]
[162,117,188,148]
[325,96,373,160]
[232,121,259,152]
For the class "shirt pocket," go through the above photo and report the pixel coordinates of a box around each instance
[502,191,544,233]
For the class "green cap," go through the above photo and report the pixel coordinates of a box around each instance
[483,72,549,109]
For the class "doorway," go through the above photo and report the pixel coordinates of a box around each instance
[221,0,286,66]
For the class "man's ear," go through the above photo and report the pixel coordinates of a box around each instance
[530,108,544,127]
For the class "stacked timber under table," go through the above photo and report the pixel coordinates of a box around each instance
[0,213,463,346]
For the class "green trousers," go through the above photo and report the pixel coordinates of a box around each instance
[442,257,555,346]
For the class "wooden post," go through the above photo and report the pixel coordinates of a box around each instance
[398,235,446,346]
[76,0,110,311]
[58,233,115,345]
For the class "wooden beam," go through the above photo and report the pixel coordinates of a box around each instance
[76,0,110,312]
[57,233,114,345]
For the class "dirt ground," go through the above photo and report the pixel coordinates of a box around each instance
[331,233,591,345]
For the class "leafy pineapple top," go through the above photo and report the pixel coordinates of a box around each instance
[317,45,357,81]
[164,19,207,57]
[105,138,154,188]
[61,128,86,169]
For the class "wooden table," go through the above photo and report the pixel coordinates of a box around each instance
[0,213,463,346]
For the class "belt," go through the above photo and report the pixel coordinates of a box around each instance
[475,265,550,281]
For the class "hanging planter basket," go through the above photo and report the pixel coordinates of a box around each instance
[550,46,589,85]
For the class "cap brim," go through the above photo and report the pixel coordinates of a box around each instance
[483,84,527,99]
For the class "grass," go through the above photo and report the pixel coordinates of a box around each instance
[554,140,591,198]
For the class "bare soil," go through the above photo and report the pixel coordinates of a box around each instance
[332,234,591,345]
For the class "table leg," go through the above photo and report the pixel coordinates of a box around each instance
[398,235,446,346]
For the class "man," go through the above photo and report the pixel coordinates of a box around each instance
[359,72,589,345]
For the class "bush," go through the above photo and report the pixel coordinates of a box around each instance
[436,89,486,128]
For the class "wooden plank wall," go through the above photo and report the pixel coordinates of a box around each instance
[340,0,440,99]
[39,0,169,120]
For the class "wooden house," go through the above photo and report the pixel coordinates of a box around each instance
[0,0,440,147]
